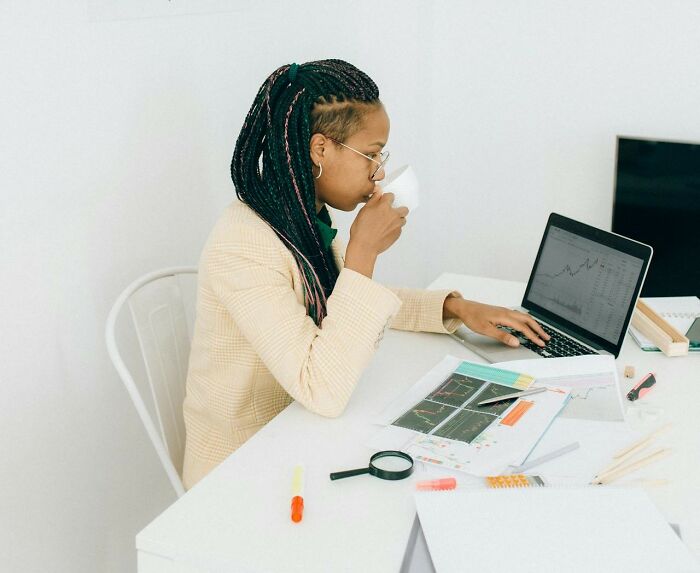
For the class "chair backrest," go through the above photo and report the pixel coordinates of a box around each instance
[106,267,198,498]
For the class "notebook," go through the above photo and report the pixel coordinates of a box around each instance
[630,296,700,351]
[450,212,653,362]
[414,487,699,573]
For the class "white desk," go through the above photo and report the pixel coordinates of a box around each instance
[137,274,700,572]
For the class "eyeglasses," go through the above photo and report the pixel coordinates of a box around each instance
[326,137,390,181]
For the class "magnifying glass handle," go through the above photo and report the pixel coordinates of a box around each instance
[329,467,370,480]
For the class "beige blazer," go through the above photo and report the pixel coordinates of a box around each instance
[182,201,461,489]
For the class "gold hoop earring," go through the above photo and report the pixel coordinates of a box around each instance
[315,163,323,180]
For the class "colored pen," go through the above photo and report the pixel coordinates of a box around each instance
[626,373,657,401]
[477,386,546,406]
[290,464,304,523]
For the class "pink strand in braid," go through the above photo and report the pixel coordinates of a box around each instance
[264,66,288,128]
[283,88,316,233]
[274,228,328,322]
[283,89,332,282]
[282,88,331,282]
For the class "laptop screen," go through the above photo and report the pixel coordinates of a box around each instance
[523,213,652,355]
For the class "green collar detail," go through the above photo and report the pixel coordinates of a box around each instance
[316,206,337,251]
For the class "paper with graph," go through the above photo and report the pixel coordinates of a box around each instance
[492,355,624,422]
[370,356,571,475]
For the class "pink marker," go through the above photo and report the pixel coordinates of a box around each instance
[415,477,457,491]
[627,373,657,401]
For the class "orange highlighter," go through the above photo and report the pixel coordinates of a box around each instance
[291,464,305,523]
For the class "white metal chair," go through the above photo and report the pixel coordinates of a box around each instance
[105,266,198,498]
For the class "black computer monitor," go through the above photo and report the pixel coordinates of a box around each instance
[612,136,700,297]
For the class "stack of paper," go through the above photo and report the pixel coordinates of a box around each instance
[415,487,700,573]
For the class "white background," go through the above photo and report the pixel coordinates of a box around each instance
[1,1,699,571]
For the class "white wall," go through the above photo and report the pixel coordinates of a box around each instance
[1,2,699,572]
[0,2,433,572]
[427,0,700,288]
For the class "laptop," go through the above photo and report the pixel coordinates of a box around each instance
[451,213,653,363]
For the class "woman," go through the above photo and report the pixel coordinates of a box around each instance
[182,59,548,489]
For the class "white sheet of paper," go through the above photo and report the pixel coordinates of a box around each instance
[519,418,641,481]
[415,487,700,573]
[490,356,642,481]
[493,355,625,422]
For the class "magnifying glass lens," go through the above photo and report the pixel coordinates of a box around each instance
[330,451,414,481]
[372,455,413,472]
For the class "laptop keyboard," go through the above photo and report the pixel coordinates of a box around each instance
[501,321,596,358]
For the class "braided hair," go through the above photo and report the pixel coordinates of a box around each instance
[231,59,381,326]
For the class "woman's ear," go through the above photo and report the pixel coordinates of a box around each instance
[309,133,327,166]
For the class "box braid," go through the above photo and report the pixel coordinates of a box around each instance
[231,59,381,326]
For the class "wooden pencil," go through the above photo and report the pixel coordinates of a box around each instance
[594,448,671,485]
[613,423,672,460]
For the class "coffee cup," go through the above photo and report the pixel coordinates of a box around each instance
[382,164,420,212]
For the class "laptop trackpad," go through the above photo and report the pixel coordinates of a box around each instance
[450,326,542,363]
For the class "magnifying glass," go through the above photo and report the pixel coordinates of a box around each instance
[329,450,414,481]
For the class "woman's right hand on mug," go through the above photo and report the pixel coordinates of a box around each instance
[349,189,408,255]
[344,189,408,279]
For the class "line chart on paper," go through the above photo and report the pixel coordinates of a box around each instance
[539,371,623,422]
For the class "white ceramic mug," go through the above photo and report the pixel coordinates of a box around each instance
[382,164,420,211]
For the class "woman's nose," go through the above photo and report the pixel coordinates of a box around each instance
[372,168,386,182]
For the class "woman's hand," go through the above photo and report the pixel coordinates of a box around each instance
[349,188,408,255]
[345,188,408,278]
[444,296,550,347]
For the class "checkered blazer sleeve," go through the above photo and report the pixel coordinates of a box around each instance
[387,287,463,334]
[330,237,463,335]
[205,224,403,419]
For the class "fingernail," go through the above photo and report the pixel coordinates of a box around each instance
[510,338,520,347]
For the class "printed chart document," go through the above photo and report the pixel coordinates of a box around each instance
[492,355,639,481]
[415,487,700,573]
[492,355,625,422]
[370,356,570,476]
